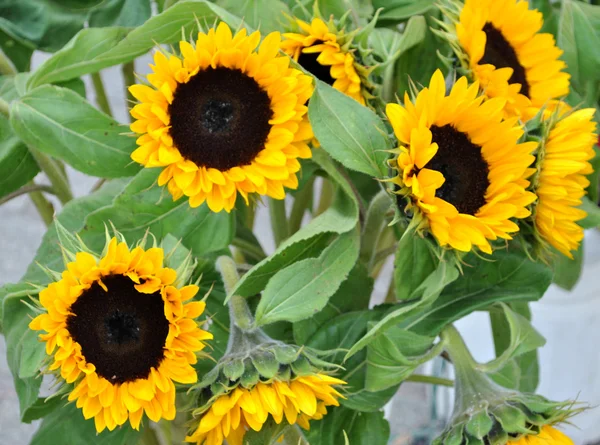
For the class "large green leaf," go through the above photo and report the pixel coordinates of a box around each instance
[374,0,435,21]
[217,0,289,33]
[394,227,438,300]
[552,240,584,291]
[2,287,45,420]
[230,150,359,298]
[30,401,141,445]
[0,0,98,52]
[580,196,600,228]
[255,226,360,327]
[0,28,34,72]
[308,81,390,179]
[84,169,235,256]
[293,263,373,346]
[27,27,132,89]
[10,85,140,178]
[305,405,390,445]
[89,0,151,27]
[403,249,553,336]
[558,0,600,102]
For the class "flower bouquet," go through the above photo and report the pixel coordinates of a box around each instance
[0,0,599,444]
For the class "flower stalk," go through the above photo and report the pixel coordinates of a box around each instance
[91,71,113,117]
[269,197,289,247]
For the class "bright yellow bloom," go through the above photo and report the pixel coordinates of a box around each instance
[534,107,597,258]
[281,17,367,105]
[186,374,345,445]
[129,22,314,213]
[29,237,212,432]
[386,69,537,253]
[453,0,570,120]
[510,425,574,444]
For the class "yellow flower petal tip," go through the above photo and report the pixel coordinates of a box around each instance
[129,22,315,213]
[29,237,212,432]
[386,70,537,253]
[186,374,345,445]
[510,425,574,445]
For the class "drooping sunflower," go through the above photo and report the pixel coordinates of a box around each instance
[440,0,570,120]
[386,69,537,253]
[29,235,212,432]
[281,17,370,105]
[186,374,345,445]
[532,107,597,258]
[510,425,573,445]
[129,22,314,213]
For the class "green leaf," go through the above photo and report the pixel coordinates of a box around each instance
[558,0,600,98]
[10,85,140,178]
[404,249,553,336]
[0,0,99,53]
[30,401,141,445]
[587,146,600,203]
[89,0,151,27]
[308,81,390,179]
[255,226,360,327]
[365,324,436,391]
[531,0,560,36]
[27,27,132,89]
[2,288,45,420]
[21,397,63,424]
[552,239,584,290]
[293,263,373,346]
[345,259,459,359]
[481,304,546,373]
[394,228,438,300]
[231,150,359,297]
[78,0,243,72]
[306,309,397,412]
[84,169,234,256]
[305,405,390,445]
[217,0,290,34]
[0,28,34,72]
[21,179,127,285]
[579,196,600,228]
[374,0,435,21]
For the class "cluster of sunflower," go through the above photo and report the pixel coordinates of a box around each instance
[1,0,597,444]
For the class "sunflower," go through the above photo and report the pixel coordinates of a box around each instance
[129,22,314,213]
[443,0,570,120]
[532,107,597,258]
[29,236,212,432]
[510,425,573,445]
[281,17,369,105]
[186,374,345,445]
[386,69,537,253]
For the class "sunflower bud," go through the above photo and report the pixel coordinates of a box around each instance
[434,326,580,445]
[186,257,346,445]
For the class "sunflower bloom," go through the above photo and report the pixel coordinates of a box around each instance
[129,22,314,213]
[510,425,574,444]
[29,237,212,432]
[386,69,537,253]
[533,108,597,258]
[186,374,345,445]
[281,17,368,105]
[447,0,570,120]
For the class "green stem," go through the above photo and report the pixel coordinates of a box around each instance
[231,237,266,262]
[269,197,288,247]
[91,71,113,117]
[245,203,256,230]
[0,184,55,206]
[216,256,254,330]
[288,177,314,234]
[28,188,54,226]
[139,424,162,445]
[29,149,73,204]
[0,49,16,76]
[0,97,9,118]
[122,61,135,122]
[406,374,454,387]
[315,178,334,216]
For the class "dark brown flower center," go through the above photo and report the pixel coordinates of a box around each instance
[480,23,530,98]
[425,125,490,215]
[297,42,335,85]
[66,275,169,384]
[168,67,273,171]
